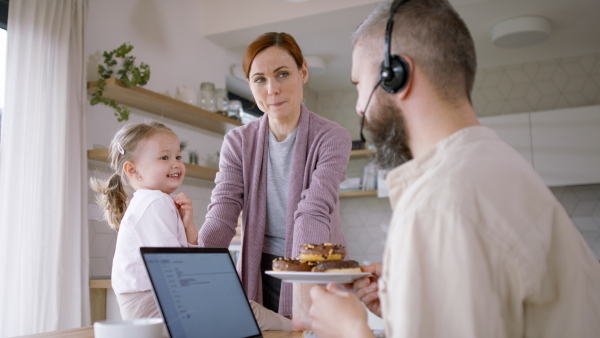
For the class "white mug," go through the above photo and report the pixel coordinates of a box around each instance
[94,318,164,338]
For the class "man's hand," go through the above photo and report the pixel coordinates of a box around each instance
[308,283,373,338]
[172,192,198,245]
[353,263,383,317]
[292,283,313,331]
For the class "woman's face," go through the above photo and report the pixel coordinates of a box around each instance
[248,46,308,122]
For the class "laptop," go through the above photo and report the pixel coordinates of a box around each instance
[140,247,263,338]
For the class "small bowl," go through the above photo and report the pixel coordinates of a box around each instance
[93,318,164,338]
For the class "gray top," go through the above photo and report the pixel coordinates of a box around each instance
[263,128,297,256]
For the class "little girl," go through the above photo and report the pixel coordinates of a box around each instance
[90,121,200,320]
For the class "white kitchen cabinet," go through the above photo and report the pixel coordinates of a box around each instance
[479,113,533,165]
[530,105,600,187]
[479,104,600,187]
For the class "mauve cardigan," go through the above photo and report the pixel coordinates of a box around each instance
[199,105,351,317]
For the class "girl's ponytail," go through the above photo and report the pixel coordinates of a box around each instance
[90,172,128,231]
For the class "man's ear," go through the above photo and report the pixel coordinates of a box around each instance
[123,161,137,180]
[397,54,414,100]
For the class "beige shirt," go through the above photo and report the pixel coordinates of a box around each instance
[381,126,600,338]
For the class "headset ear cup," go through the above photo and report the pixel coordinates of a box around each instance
[380,55,410,94]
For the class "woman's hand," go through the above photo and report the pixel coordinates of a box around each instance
[172,192,198,245]
[308,283,374,338]
[353,263,383,317]
[249,300,293,331]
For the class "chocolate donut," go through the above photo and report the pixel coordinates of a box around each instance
[311,260,361,273]
[271,257,312,272]
[299,243,346,262]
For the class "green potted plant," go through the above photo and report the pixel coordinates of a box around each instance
[188,150,199,165]
[90,43,151,122]
[180,141,189,163]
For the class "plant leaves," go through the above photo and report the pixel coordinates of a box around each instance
[91,42,151,121]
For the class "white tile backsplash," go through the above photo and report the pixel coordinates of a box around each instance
[573,216,600,232]
[89,257,111,277]
[564,76,586,93]
[535,80,561,95]
[582,232,600,251]
[573,200,598,217]
[561,59,588,77]
[582,79,599,102]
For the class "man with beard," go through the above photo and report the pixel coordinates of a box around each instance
[307,0,600,337]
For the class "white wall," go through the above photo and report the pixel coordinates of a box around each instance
[86,0,238,151]
[86,0,238,277]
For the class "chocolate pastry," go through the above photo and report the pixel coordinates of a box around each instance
[312,260,361,273]
[299,243,346,262]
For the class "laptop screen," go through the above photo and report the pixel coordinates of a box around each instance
[140,247,262,338]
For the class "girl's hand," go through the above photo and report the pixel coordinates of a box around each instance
[172,193,198,245]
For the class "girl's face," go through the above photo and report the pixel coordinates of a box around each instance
[248,46,308,123]
[127,131,185,194]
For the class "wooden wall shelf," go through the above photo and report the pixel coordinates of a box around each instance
[349,149,375,159]
[89,279,111,289]
[87,78,243,135]
[87,148,111,162]
[87,148,218,182]
[339,189,378,198]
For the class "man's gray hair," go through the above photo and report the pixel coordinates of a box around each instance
[352,0,477,103]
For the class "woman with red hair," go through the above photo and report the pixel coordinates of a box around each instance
[199,32,351,330]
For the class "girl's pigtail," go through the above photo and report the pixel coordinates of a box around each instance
[90,172,128,231]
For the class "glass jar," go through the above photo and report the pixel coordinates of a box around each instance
[198,82,216,112]
[227,100,242,122]
[215,88,229,116]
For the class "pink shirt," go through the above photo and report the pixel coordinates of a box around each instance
[112,189,198,294]
[199,106,351,317]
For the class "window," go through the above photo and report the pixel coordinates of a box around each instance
[0,0,7,141]
[0,29,5,138]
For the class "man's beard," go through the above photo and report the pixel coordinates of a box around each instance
[363,96,413,170]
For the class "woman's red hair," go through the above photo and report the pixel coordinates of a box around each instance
[242,32,305,79]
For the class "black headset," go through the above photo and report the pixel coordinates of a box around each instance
[380,0,410,93]
[359,0,411,142]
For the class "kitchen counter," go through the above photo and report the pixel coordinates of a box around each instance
[16,326,304,337]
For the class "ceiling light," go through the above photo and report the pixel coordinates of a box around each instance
[492,16,551,48]
[305,55,326,75]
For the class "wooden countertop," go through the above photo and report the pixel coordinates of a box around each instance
[16,326,304,337]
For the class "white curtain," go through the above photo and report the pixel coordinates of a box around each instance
[0,0,89,335]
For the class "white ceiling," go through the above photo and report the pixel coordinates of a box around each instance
[205,0,600,93]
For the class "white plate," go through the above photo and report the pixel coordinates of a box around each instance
[265,271,372,284]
